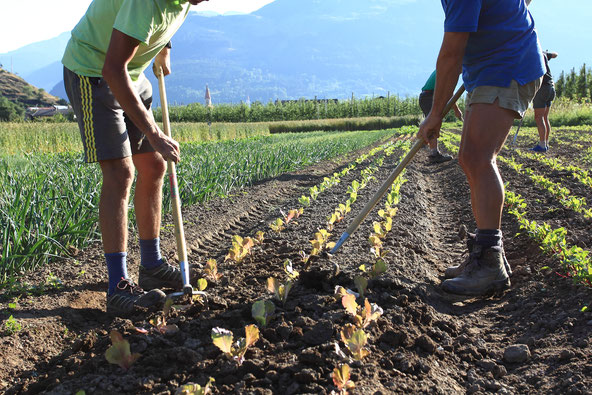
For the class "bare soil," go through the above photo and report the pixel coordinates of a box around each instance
[1,128,591,395]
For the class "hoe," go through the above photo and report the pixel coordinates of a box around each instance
[329,85,466,256]
[155,66,206,301]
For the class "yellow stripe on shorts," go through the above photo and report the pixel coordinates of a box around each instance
[79,76,98,162]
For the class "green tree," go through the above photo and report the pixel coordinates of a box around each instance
[0,95,25,121]
[555,71,565,98]
[575,64,588,100]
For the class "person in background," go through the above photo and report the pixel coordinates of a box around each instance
[62,0,209,317]
[419,69,464,163]
[418,0,545,296]
[531,50,558,152]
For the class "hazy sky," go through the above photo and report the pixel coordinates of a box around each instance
[0,0,276,53]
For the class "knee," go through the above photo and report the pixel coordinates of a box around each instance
[137,155,166,181]
[101,160,135,191]
[459,148,490,177]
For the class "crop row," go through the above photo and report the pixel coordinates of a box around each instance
[497,155,592,219]
[221,134,412,391]
[438,133,592,286]
[505,190,592,286]
[511,149,592,190]
[0,129,399,286]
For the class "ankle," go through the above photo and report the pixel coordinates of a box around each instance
[140,238,163,269]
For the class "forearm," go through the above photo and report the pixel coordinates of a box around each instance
[102,65,158,137]
[431,32,468,118]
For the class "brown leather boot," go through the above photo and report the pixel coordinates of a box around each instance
[442,245,511,296]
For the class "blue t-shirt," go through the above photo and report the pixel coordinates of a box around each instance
[441,0,545,92]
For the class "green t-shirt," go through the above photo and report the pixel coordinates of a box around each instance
[62,0,190,81]
[421,70,437,91]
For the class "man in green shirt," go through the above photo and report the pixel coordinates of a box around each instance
[419,70,463,163]
[62,0,209,317]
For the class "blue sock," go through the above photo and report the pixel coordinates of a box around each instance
[140,238,163,269]
[475,229,502,249]
[105,252,128,295]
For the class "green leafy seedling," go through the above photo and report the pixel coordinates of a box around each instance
[211,325,260,366]
[354,275,368,298]
[267,277,293,305]
[252,300,276,327]
[332,364,355,395]
[204,259,222,282]
[105,330,140,370]
[340,324,370,361]
[175,378,215,395]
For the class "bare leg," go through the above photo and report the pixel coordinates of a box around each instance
[132,152,166,240]
[458,100,515,229]
[543,106,551,143]
[534,107,547,144]
[99,158,135,253]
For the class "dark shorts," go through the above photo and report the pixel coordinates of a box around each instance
[532,83,556,109]
[63,66,155,163]
[419,90,434,117]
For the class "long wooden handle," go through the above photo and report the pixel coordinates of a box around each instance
[155,68,190,288]
[331,85,466,254]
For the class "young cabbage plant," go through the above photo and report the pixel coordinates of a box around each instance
[283,259,300,280]
[211,325,260,366]
[251,300,276,327]
[105,330,140,370]
[192,278,208,303]
[342,295,383,329]
[340,324,370,361]
[269,218,285,233]
[149,298,180,334]
[225,235,255,263]
[204,259,222,282]
[309,186,320,201]
[267,277,293,305]
[175,378,215,395]
[299,195,311,207]
[282,208,304,225]
[354,275,368,298]
[332,364,355,395]
[254,231,265,245]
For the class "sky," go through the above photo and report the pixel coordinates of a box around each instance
[0,0,276,53]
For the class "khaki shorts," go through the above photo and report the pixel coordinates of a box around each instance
[465,79,542,119]
[63,66,155,163]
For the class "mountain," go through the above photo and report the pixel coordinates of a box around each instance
[1,0,591,105]
[0,67,63,108]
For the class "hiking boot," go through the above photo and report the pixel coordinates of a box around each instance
[107,279,166,317]
[138,260,184,290]
[444,231,512,278]
[428,151,453,163]
[441,245,510,296]
[531,144,548,153]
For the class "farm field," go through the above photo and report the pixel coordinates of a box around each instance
[1,124,592,394]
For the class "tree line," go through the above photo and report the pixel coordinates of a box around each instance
[555,64,592,101]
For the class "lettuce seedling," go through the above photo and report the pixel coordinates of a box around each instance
[254,231,265,245]
[175,377,215,395]
[211,325,260,366]
[204,259,222,282]
[282,208,303,225]
[354,275,368,298]
[105,330,140,370]
[267,277,293,305]
[334,286,359,302]
[225,235,255,263]
[332,364,355,395]
[252,300,276,327]
[269,218,285,233]
[150,298,179,334]
[342,295,383,329]
[309,186,320,200]
[283,259,299,280]
[299,195,311,207]
[340,324,370,361]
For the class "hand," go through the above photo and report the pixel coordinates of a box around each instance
[153,47,171,77]
[417,113,443,145]
[146,127,180,163]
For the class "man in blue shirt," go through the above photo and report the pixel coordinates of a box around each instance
[418,0,545,296]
